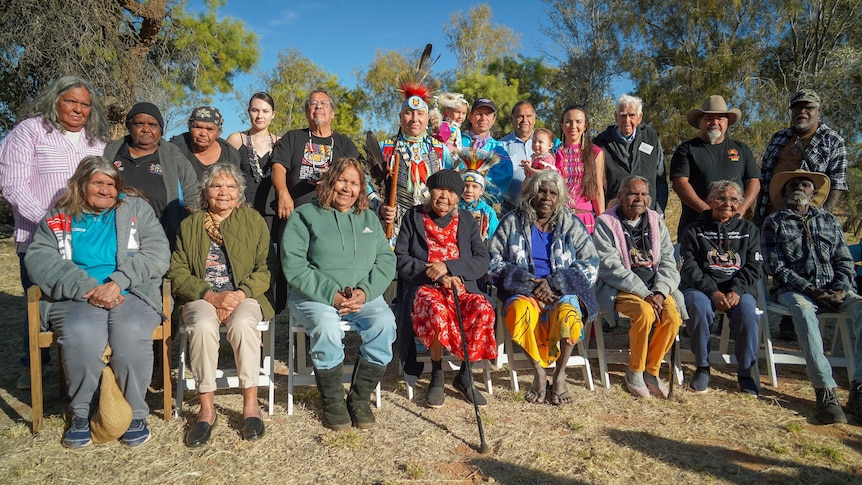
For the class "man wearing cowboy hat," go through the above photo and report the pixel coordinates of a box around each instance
[762,169,862,425]
[670,95,760,237]
[754,89,848,225]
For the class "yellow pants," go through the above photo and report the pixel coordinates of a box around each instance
[504,295,583,367]
[615,292,682,376]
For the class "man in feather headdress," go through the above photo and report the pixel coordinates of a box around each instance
[461,98,513,205]
[376,84,454,242]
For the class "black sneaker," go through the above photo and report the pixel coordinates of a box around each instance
[779,316,797,341]
[847,381,862,422]
[689,366,710,393]
[815,388,848,424]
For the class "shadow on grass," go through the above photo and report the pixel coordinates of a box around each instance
[470,457,592,485]
[607,428,861,483]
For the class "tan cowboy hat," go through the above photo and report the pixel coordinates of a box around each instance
[769,169,830,210]
[686,95,742,128]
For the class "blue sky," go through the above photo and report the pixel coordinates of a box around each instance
[181,0,559,136]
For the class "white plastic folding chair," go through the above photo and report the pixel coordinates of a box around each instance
[287,313,381,415]
[175,319,275,417]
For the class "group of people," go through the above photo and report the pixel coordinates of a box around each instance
[1,73,860,452]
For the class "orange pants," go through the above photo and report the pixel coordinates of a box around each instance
[614,292,682,376]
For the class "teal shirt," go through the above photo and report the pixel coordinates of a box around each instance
[282,201,395,304]
[72,210,118,286]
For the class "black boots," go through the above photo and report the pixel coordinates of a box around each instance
[313,364,351,431]
[346,357,387,429]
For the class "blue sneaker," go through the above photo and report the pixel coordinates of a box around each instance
[62,417,92,449]
[121,419,151,447]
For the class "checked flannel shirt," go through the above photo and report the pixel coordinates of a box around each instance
[755,123,847,221]
[762,205,855,296]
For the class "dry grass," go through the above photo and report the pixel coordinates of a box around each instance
[1,235,862,484]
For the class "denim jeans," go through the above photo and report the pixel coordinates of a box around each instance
[684,289,759,375]
[778,290,862,388]
[288,293,396,371]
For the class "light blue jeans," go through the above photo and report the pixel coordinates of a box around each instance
[778,290,862,388]
[288,293,396,371]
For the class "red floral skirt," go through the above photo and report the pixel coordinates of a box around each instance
[411,285,497,362]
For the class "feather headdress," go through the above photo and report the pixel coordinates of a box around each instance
[458,148,499,189]
[397,44,439,112]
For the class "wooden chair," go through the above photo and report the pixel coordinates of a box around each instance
[287,313,381,414]
[175,318,275,417]
[27,279,172,434]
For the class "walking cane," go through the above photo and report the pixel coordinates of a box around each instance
[451,286,490,454]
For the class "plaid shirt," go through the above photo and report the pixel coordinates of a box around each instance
[756,123,847,220]
[762,205,855,295]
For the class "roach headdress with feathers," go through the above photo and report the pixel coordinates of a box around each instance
[398,44,439,113]
[458,148,499,189]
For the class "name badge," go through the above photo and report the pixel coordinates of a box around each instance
[638,142,654,155]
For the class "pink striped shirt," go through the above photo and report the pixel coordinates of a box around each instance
[0,117,106,250]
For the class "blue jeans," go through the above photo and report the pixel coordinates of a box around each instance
[684,289,759,375]
[288,293,396,371]
[51,294,160,419]
[778,290,862,389]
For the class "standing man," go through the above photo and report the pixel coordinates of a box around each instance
[270,89,360,311]
[755,89,847,224]
[500,101,536,211]
[377,87,453,242]
[670,95,760,237]
[762,170,862,425]
[461,98,513,205]
[594,95,668,213]
[271,89,360,218]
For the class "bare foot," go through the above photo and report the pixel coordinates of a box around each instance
[549,369,572,406]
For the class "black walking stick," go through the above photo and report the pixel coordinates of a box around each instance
[451,286,490,454]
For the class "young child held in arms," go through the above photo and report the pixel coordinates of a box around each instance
[430,93,469,157]
[520,127,557,178]
[460,170,499,242]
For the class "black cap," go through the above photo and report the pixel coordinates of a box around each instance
[471,98,496,113]
[426,169,465,196]
[125,102,164,131]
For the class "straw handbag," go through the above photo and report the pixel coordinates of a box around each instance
[90,344,133,444]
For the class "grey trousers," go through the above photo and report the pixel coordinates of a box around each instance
[51,294,160,419]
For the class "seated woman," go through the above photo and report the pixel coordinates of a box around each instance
[282,157,397,431]
[594,175,685,399]
[395,169,497,408]
[168,163,275,447]
[104,102,197,247]
[488,170,599,405]
[26,156,169,448]
[680,180,762,396]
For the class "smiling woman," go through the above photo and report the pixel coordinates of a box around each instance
[282,157,396,431]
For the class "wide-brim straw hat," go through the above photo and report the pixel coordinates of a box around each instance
[769,169,830,210]
[687,95,742,128]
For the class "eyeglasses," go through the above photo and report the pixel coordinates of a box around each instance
[791,104,819,114]
[308,100,331,108]
[712,196,742,204]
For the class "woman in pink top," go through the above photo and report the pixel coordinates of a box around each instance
[555,105,605,233]
[0,75,109,389]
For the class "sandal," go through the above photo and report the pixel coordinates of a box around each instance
[548,388,572,406]
[525,382,548,404]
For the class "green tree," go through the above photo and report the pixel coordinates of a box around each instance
[485,55,557,128]
[442,4,522,74]
[0,0,258,134]
[252,48,364,141]
[450,71,520,137]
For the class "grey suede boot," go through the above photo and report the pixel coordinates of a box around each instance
[346,357,387,429]
[313,363,350,431]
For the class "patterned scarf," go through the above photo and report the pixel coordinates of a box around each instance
[204,211,224,246]
[466,129,491,150]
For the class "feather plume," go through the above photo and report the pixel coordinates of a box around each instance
[458,148,499,174]
[364,131,388,195]
[397,43,439,101]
